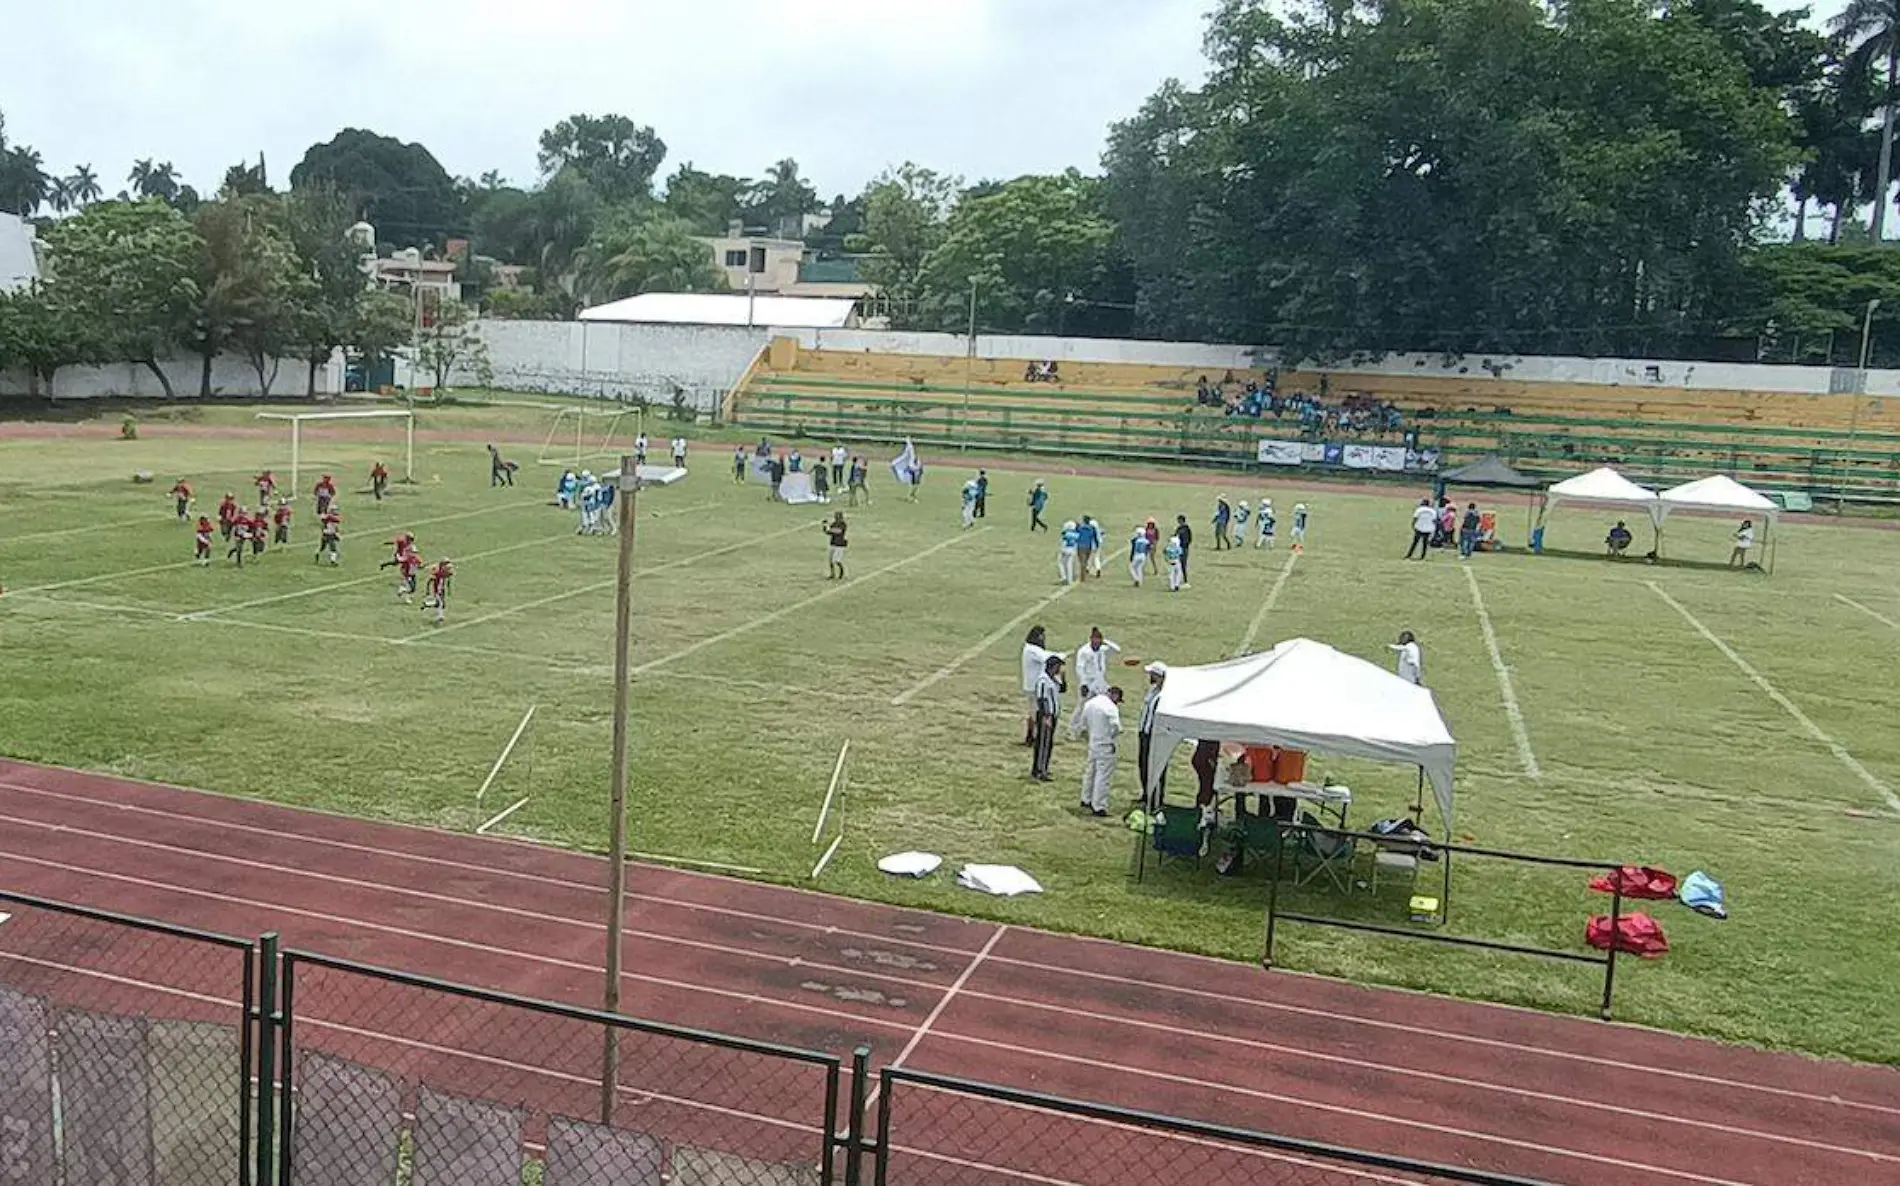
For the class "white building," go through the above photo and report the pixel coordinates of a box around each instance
[0,213,40,293]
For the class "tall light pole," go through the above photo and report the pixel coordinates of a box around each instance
[600,454,639,1122]
[962,279,978,449]
[1844,299,1881,512]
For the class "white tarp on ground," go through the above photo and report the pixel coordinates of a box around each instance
[1657,475,1779,521]
[779,471,825,504]
[603,466,688,486]
[1145,638,1458,831]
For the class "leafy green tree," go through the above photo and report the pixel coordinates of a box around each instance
[0,285,89,394]
[190,198,312,397]
[282,187,371,395]
[348,291,416,379]
[41,200,202,398]
[289,129,462,246]
[221,155,271,198]
[663,163,751,234]
[912,173,1125,334]
[860,163,959,315]
[1726,243,1900,362]
[537,114,667,203]
[576,207,726,304]
[416,299,491,389]
[515,171,602,292]
[481,287,570,320]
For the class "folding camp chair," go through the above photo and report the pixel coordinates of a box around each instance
[1138,807,1207,881]
[1292,813,1357,891]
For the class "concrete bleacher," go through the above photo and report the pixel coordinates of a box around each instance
[732,338,1900,500]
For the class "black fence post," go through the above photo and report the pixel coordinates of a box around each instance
[277,951,297,1186]
[253,933,279,1186]
[872,1069,894,1186]
[820,1058,841,1186]
[1263,837,1285,968]
[1601,884,1623,1021]
[844,1045,871,1186]
[239,940,256,1186]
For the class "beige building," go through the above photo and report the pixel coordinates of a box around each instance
[367,248,462,303]
[702,221,874,301]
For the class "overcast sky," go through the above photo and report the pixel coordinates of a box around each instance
[1,0,1214,199]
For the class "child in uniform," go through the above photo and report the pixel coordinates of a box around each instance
[227,512,252,566]
[272,499,293,546]
[370,462,389,502]
[316,509,342,565]
[1291,502,1309,550]
[314,474,337,516]
[170,480,194,522]
[194,516,213,566]
[250,511,268,557]
[1164,532,1185,592]
[1058,521,1080,585]
[423,559,454,625]
[254,471,276,507]
[733,446,748,483]
[961,480,979,529]
[824,513,849,580]
[1129,523,1152,587]
[1257,499,1276,549]
[218,493,239,540]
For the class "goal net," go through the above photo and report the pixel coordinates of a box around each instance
[255,410,415,502]
[535,405,643,469]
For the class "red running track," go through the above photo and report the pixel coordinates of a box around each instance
[0,757,1893,1186]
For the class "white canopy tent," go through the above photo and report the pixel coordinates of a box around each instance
[1145,639,1459,834]
[1534,466,1660,551]
[1659,474,1780,570]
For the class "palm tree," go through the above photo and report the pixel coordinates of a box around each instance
[66,164,101,206]
[128,158,180,203]
[0,144,49,216]
[47,176,73,214]
[1834,0,1900,239]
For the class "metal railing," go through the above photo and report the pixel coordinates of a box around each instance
[0,889,258,1186]
[873,1065,1550,1185]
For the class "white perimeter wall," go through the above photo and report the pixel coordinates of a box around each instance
[466,320,768,412]
[435,317,1900,407]
[0,351,345,399]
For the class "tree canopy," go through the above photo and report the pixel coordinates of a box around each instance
[289,129,461,246]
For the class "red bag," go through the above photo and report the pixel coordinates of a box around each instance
[1588,866,1678,900]
[1586,913,1669,958]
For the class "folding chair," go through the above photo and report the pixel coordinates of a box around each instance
[1292,813,1357,891]
[1138,807,1207,881]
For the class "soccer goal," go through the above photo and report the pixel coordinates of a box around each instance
[256,409,415,499]
[535,404,643,469]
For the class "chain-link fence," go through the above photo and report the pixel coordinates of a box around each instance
[0,890,257,1186]
[275,950,843,1186]
[872,1067,1549,1186]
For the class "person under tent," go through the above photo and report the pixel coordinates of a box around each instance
[1606,520,1634,557]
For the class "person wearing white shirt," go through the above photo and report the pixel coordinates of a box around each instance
[1069,627,1122,736]
[1137,662,1167,809]
[1388,630,1423,684]
[634,434,650,466]
[671,437,687,467]
[1730,519,1756,569]
[1406,500,1436,560]
[830,444,848,488]
[1031,655,1067,782]
[1079,688,1124,816]
[1020,626,1061,745]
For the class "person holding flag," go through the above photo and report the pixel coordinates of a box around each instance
[890,440,924,502]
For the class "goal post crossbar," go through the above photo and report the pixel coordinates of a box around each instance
[535,404,644,468]
[256,410,414,496]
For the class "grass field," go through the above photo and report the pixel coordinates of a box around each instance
[2,399,1897,1066]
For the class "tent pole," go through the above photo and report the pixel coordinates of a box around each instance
[1440,847,1453,928]
[1411,767,1424,819]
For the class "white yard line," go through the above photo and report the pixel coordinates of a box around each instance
[1649,581,1900,816]
[892,549,1124,707]
[888,925,1007,1071]
[1835,592,1900,632]
[1464,565,1541,780]
[1234,549,1299,657]
[417,517,817,640]
[475,797,531,835]
[0,515,166,546]
[630,528,988,676]
[177,531,575,620]
[2,593,177,619]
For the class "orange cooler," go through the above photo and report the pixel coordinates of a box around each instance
[1245,747,1280,783]
[1275,749,1308,784]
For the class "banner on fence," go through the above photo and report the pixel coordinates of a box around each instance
[1257,438,1439,473]
[1255,439,1304,465]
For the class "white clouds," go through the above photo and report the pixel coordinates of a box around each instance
[1,0,1209,196]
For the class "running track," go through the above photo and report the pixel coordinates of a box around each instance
[0,757,1893,1185]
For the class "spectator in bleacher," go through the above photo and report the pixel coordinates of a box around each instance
[1606,521,1634,557]
[1196,376,1216,406]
